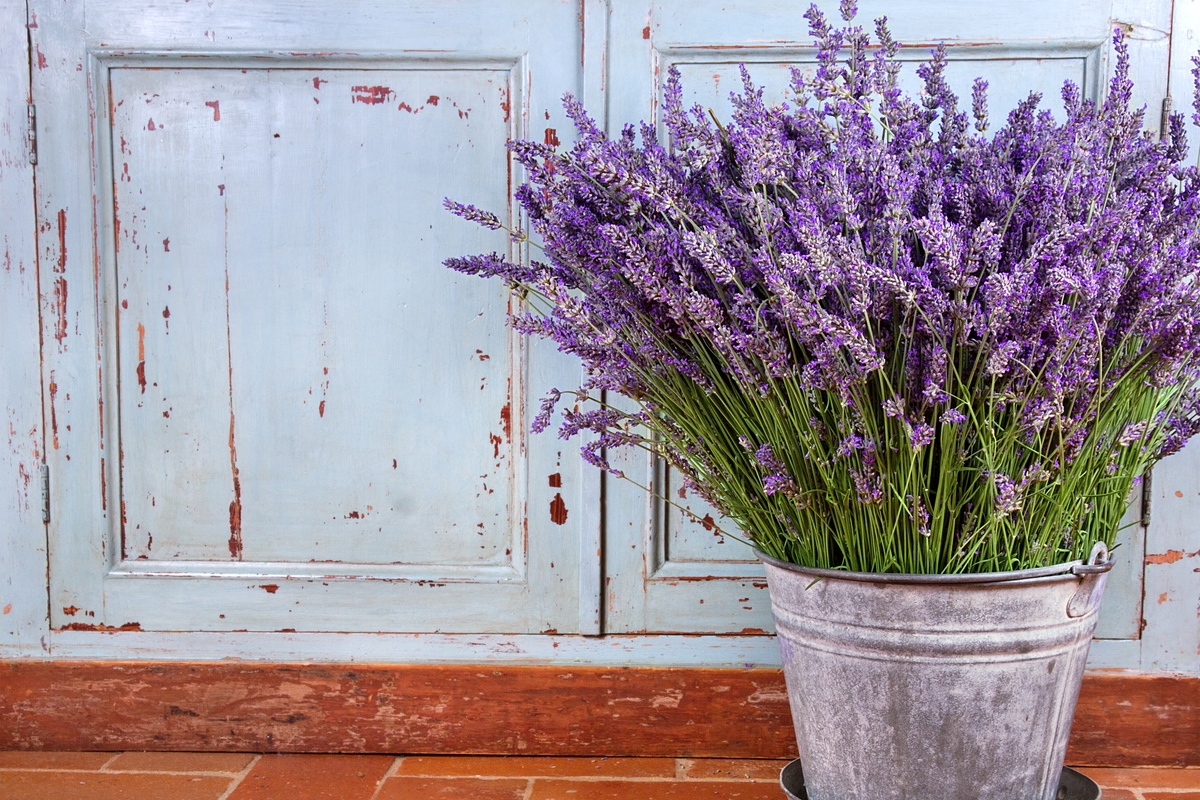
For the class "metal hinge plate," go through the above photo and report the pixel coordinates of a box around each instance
[40,463,49,523]
[1160,96,1172,141]
[1140,468,1152,528]
[27,103,37,165]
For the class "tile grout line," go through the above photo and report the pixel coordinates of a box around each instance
[521,776,535,800]
[365,756,402,800]
[215,753,261,800]
[97,753,122,771]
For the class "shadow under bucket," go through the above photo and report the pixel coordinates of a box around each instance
[759,544,1112,800]
[780,759,1103,800]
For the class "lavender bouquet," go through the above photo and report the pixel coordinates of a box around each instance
[446,2,1200,574]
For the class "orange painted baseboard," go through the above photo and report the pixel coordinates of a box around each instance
[0,662,1195,765]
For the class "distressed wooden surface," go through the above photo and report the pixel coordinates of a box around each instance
[0,0,49,658]
[0,662,1196,765]
[31,0,593,634]
[1067,672,1200,767]
[1,0,1195,672]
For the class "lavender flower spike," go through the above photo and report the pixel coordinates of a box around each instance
[443,6,1200,575]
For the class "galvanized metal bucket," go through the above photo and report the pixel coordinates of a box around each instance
[759,543,1113,800]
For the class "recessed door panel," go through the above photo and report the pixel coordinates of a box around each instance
[35,0,589,634]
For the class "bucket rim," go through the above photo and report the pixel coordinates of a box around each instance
[755,549,1113,585]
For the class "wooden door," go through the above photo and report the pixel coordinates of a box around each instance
[601,0,1166,637]
[32,0,598,634]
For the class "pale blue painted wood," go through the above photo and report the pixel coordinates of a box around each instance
[34,0,594,634]
[10,0,1194,670]
[1141,445,1200,672]
[0,0,50,657]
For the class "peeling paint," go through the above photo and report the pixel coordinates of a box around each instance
[224,199,242,560]
[60,621,142,632]
[1145,550,1199,565]
[52,277,68,345]
[548,473,562,488]
[136,322,146,393]
[48,378,59,450]
[261,584,279,594]
[550,493,568,525]
[351,85,394,105]
[500,403,512,442]
[55,209,67,272]
[204,100,221,121]
[544,128,560,147]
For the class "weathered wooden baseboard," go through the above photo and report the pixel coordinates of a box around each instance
[0,662,1196,765]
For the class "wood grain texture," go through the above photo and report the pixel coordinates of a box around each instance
[1,662,1196,765]
[1067,672,1200,767]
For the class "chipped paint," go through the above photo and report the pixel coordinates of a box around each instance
[59,621,142,632]
[261,584,279,594]
[499,403,512,442]
[54,209,67,272]
[47,378,59,450]
[204,100,221,121]
[550,493,568,525]
[351,85,394,105]
[1145,550,1197,565]
[136,322,146,393]
[548,473,562,488]
[52,277,67,345]
[223,197,242,560]
[544,128,560,147]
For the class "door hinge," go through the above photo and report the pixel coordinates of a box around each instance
[27,103,37,165]
[1159,95,1172,141]
[39,463,50,523]
[1139,468,1152,528]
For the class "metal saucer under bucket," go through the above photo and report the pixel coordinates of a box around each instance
[779,759,1102,800]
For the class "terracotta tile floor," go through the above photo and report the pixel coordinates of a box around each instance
[0,753,1196,799]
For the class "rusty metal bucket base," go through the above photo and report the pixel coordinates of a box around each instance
[779,759,1101,800]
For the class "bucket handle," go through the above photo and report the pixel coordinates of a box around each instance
[1067,542,1112,618]
[1070,542,1111,576]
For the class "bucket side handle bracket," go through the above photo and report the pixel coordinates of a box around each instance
[1067,542,1112,618]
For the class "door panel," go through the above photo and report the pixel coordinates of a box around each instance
[35,0,590,634]
[603,0,1159,636]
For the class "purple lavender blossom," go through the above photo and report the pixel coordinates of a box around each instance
[443,5,1200,573]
